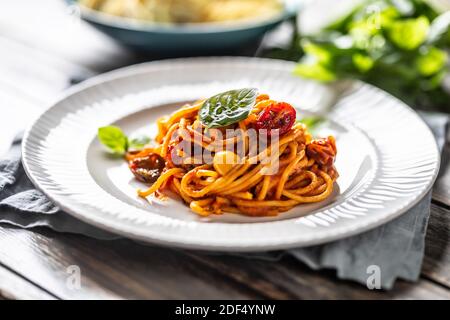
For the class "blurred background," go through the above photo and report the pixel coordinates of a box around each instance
[0,0,449,154]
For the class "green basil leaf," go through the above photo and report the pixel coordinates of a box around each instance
[352,53,374,73]
[129,135,151,150]
[415,47,448,76]
[98,126,128,154]
[293,62,337,82]
[387,16,430,50]
[302,40,333,65]
[199,88,258,128]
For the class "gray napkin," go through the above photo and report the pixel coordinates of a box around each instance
[0,112,448,290]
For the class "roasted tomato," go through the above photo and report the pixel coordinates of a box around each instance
[306,136,337,167]
[129,153,165,183]
[255,102,296,136]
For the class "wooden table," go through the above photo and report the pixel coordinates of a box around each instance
[1,0,449,300]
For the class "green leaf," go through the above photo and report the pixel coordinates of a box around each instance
[293,62,336,82]
[387,16,430,50]
[98,126,128,154]
[199,88,258,128]
[415,46,448,77]
[352,53,375,72]
[129,135,151,150]
[302,41,332,65]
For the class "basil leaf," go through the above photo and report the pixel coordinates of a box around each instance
[199,88,258,128]
[129,135,151,150]
[98,126,128,154]
[416,47,448,76]
[352,53,374,73]
[387,16,430,50]
[293,62,337,82]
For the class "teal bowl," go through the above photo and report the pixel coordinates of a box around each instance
[67,0,301,54]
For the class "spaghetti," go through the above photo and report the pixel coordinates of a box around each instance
[126,91,338,217]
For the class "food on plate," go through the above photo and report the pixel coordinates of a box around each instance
[98,88,338,217]
[79,0,283,24]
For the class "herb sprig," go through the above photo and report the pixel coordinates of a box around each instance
[98,126,151,155]
[293,0,450,111]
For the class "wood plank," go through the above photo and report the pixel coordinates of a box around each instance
[0,264,56,300]
[184,252,450,300]
[0,0,133,73]
[422,203,450,288]
[0,34,95,156]
[0,86,43,156]
[432,141,450,207]
[1,223,449,299]
[0,226,262,299]
[0,36,94,102]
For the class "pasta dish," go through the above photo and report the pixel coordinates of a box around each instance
[79,0,283,24]
[99,88,338,217]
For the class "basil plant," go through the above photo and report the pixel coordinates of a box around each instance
[294,0,450,112]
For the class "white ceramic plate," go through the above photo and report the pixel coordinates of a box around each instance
[22,57,440,252]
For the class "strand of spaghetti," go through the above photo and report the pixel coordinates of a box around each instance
[256,94,270,103]
[222,169,264,195]
[138,168,185,197]
[229,191,253,200]
[196,169,219,178]
[238,121,248,156]
[282,171,333,203]
[180,168,220,197]
[285,171,320,195]
[233,198,299,208]
[190,198,214,216]
[155,116,169,143]
[201,162,252,195]
[278,142,298,167]
[257,175,271,200]
[290,173,322,195]
[125,148,157,161]
[169,180,180,197]
[160,123,179,158]
[165,102,201,130]
[275,150,305,199]
[240,98,274,126]
[221,206,241,213]
[303,179,327,196]
[284,171,310,189]
[247,128,303,165]
[215,163,263,194]
[172,178,193,203]
[184,124,241,153]
[236,206,280,216]
[248,141,289,172]
[196,178,216,186]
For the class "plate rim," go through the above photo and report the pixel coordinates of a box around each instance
[22,57,441,252]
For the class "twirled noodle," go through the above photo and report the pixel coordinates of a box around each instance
[132,94,338,217]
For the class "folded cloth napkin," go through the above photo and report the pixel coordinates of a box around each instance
[0,112,448,289]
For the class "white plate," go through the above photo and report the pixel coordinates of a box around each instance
[22,57,440,252]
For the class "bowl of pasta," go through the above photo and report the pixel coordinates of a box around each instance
[22,57,440,251]
[67,0,301,54]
